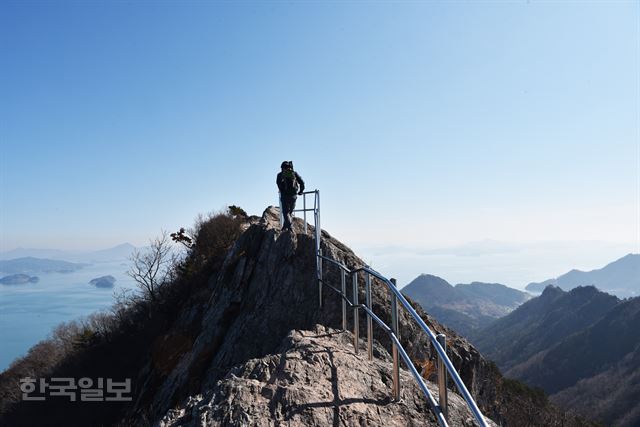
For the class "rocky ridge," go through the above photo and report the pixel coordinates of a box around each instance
[121,207,496,425]
[112,207,589,426]
[0,206,597,427]
[159,325,494,427]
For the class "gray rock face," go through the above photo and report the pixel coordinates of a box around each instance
[119,207,582,426]
[158,325,494,427]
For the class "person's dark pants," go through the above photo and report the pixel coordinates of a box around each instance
[281,194,297,231]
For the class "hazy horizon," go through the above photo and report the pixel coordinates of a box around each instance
[1,237,636,290]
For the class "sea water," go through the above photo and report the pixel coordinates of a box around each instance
[0,261,138,371]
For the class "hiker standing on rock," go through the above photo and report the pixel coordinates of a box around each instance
[276,161,305,232]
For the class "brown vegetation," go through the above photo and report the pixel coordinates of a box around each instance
[416,357,436,381]
[0,206,247,426]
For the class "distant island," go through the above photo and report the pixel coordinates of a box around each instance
[0,274,39,285]
[0,257,88,275]
[89,275,116,288]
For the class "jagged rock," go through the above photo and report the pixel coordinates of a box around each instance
[124,207,496,425]
[114,207,590,427]
[158,326,494,427]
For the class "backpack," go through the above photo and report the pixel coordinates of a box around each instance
[282,169,299,195]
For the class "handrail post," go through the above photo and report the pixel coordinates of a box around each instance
[352,271,359,353]
[390,278,400,401]
[365,272,373,360]
[318,248,323,308]
[316,190,321,241]
[303,193,307,234]
[278,192,284,227]
[341,268,347,331]
[437,333,449,421]
[315,190,322,309]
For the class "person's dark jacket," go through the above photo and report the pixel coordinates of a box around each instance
[276,170,305,196]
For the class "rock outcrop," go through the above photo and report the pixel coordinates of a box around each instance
[159,325,495,427]
[121,207,501,425]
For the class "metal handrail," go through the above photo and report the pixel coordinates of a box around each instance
[318,256,488,427]
[278,189,322,306]
[360,266,486,426]
[277,189,488,427]
[279,190,318,234]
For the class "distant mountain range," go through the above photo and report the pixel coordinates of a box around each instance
[0,243,137,263]
[470,286,619,372]
[0,257,88,275]
[551,298,640,426]
[402,274,531,337]
[470,285,640,426]
[525,253,639,298]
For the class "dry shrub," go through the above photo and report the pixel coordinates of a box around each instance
[191,209,244,263]
[417,358,436,380]
[51,320,86,353]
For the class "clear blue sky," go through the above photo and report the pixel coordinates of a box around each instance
[1,1,638,285]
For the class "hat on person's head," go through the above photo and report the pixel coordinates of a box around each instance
[281,161,293,169]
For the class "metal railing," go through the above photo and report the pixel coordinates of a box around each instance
[277,190,488,427]
[278,190,321,236]
[318,259,488,427]
[279,190,323,305]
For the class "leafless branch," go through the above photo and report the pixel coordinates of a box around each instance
[127,230,175,302]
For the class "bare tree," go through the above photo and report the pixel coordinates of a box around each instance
[127,230,176,302]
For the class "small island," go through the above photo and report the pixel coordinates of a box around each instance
[89,275,116,288]
[0,274,39,285]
